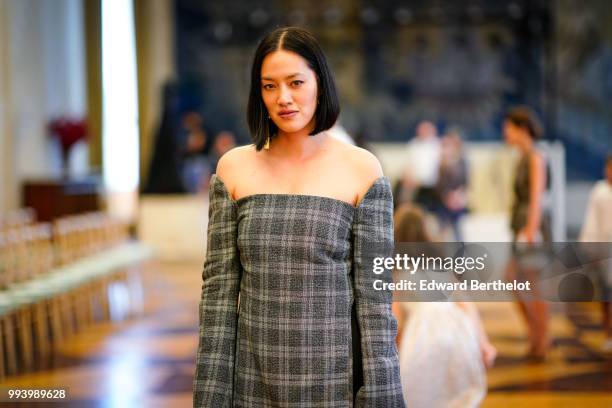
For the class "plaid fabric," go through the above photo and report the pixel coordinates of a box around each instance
[194,176,241,407]
[194,175,404,407]
[352,178,404,407]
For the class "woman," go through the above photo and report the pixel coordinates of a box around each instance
[193,27,404,407]
[392,204,496,408]
[503,106,551,361]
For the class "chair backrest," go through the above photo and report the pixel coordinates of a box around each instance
[53,212,130,266]
[4,228,25,284]
[0,222,55,285]
[0,211,131,284]
[28,223,54,277]
[0,208,36,232]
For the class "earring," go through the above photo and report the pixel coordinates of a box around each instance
[264,115,271,150]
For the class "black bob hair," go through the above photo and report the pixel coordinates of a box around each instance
[247,27,340,151]
[504,106,543,140]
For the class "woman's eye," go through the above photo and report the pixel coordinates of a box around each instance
[262,84,275,90]
[291,80,304,87]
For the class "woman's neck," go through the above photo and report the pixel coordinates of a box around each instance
[270,129,326,161]
[518,137,534,154]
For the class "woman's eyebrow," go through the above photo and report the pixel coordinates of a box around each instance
[261,72,304,81]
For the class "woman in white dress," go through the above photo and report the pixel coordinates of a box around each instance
[392,204,496,408]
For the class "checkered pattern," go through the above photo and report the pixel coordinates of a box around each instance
[352,179,404,407]
[194,175,404,407]
[194,175,242,407]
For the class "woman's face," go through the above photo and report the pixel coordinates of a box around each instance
[260,50,318,136]
[503,120,528,146]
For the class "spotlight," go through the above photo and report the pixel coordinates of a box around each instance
[288,9,306,26]
[213,21,232,42]
[394,8,412,25]
[508,2,523,19]
[467,4,483,21]
[323,7,344,26]
[361,7,380,26]
[250,9,269,27]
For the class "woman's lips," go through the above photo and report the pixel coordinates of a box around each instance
[278,111,298,119]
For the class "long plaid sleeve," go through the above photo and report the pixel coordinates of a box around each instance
[352,177,405,407]
[193,176,241,407]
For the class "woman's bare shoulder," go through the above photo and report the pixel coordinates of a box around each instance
[216,144,256,187]
[330,142,384,202]
[341,144,384,181]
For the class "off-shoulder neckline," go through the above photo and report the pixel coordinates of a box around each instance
[210,174,389,210]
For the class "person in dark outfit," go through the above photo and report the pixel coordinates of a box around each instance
[436,128,468,241]
[503,106,552,361]
[142,83,186,194]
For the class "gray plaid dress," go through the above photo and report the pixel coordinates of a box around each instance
[194,175,404,407]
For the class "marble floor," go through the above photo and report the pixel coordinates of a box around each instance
[1,260,611,407]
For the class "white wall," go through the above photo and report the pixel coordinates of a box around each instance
[371,141,519,214]
[0,0,16,213]
[9,0,50,179]
[0,0,87,213]
[371,141,567,241]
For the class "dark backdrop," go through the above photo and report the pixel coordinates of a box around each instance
[174,0,612,180]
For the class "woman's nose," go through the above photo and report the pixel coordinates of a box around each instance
[277,85,292,105]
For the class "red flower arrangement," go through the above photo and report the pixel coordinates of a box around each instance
[48,117,88,173]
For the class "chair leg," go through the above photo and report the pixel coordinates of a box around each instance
[17,307,34,370]
[0,318,5,380]
[49,297,64,347]
[73,288,87,331]
[33,302,50,359]
[60,294,74,337]
[85,284,95,325]
[100,277,111,322]
[3,315,18,374]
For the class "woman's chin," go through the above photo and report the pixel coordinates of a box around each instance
[275,123,308,135]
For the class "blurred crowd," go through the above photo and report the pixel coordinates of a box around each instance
[391,107,611,406]
[394,120,469,241]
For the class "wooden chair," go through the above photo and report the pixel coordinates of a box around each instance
[2,223,56,372]
[0,211,150,378]
[0,208,36,232]
[0,228,33,373]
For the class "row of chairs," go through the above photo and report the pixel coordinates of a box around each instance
[54,213,129,266]
[1,223,53,288]
[0,208,36,232]
[0,210,143,379]
[1,213,130,287]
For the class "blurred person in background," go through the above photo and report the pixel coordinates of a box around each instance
[503,106,552,361]
[436,127,469,241]
[403,120,442,212]
[142,82,185,194]
[207,130,237,172]
[392,204,496,408]
[580,154,612,352]
[393,175,417,211]
[327,120,355,145]
[180,111,211,193]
